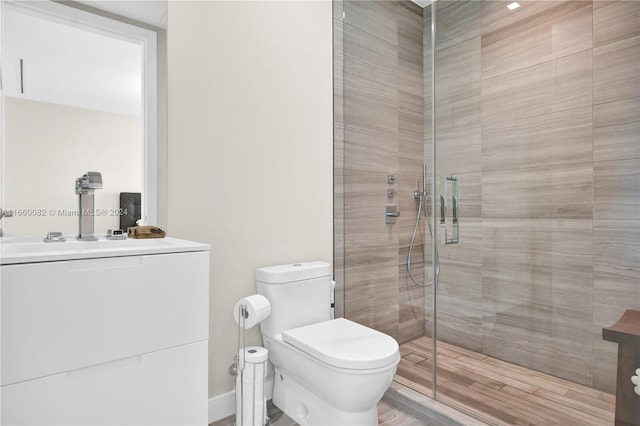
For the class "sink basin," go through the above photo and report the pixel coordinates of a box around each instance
[0,236,209,265]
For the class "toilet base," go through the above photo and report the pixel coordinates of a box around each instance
[272,368,378,426]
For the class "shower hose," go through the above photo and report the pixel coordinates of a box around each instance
[407,187,440,287]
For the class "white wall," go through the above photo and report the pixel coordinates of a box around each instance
[3,97,142,236]
[167,1,333,398]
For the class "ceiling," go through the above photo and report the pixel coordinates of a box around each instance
[73,0,167,29]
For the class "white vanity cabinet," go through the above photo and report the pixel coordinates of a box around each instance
[0,238,210,425]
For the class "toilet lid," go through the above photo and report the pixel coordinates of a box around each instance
[282,318,399,370]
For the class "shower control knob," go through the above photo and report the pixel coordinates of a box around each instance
[385,206,400,224]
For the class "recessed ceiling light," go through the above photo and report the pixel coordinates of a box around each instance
[507,2,520,10]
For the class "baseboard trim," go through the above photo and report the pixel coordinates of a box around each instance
[208,390,236,424]
[208,376,274,424]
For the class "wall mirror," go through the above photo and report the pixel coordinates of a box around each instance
[0,0,157,237]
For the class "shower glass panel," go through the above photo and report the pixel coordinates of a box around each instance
[336,0,435,398]
[431,0,637,423]
[336,0,639,424]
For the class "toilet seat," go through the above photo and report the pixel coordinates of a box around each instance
[281,318,399,370]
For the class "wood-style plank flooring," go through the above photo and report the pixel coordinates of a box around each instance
[377,400,427,426]
[396,336,616,426]
[210,400,425,426]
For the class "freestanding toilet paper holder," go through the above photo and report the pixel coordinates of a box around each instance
[235,304,269,426]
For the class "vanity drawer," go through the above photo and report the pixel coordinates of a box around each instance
[1,340,208,425]
[1,251,209,386]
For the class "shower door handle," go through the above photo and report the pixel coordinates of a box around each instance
[440,175,459,245]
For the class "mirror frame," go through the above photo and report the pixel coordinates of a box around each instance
[0,0,158,229]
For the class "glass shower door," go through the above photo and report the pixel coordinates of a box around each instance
[431,1,634,424]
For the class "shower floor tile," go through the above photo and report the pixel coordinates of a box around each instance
[396,336,616,426]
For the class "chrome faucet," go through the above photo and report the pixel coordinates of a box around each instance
[0,208,14,237]
[75,172,103,241]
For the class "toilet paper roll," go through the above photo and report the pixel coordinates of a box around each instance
[236,383,265,426]
[238,346,268,367]
[236,346,268,426]
[234,295,271,329]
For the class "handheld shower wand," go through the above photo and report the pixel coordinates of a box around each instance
[407,164,439,287]
[413,163,428,201]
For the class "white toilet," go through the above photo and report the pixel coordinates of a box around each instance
[256,261,400,426]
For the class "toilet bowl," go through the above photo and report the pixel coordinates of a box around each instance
[256,262,400,426]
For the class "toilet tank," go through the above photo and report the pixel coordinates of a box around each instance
[256,261,332,338]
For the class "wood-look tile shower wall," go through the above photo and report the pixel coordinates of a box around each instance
[432,0,639,394]
[336,1,428,344]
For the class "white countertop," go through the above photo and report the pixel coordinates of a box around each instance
[0,236,210,265]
